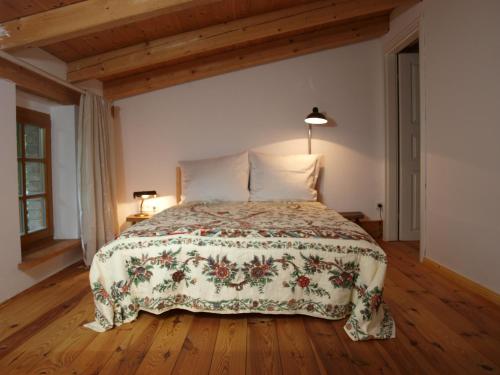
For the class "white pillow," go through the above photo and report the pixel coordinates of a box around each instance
[249,152,320,201]
[179,152,249,202]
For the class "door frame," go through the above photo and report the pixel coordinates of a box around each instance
[383,15,427,261]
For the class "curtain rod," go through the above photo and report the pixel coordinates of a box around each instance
[0,50,85,94]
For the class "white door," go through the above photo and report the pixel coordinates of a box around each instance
[398,53,420,241]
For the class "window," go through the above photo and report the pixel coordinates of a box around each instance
[17,107,53,251]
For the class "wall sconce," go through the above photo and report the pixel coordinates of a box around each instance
[304,107,328,154]
[133,190,157,217]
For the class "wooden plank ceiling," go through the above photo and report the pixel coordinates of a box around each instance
[0,0,416,100]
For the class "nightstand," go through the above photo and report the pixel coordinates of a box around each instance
[339,211,364,224]
[126,213,152,225]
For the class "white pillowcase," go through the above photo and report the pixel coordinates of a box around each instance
[179,152,249,203]
[249,152,320,201]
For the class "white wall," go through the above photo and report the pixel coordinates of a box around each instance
[420,0,500,293]
[16,90,55,114]
[51,106,80,239]
[76,79,103,96]
[383,2,421,53]
[12,48,67,80]
[0,80,81,303]
[114,40,385,226]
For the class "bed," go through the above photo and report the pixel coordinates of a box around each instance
[86,152,395,341]
[85,198,395,341]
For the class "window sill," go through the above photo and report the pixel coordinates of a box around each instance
[18,239,80,271]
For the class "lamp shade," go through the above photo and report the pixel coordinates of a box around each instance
[304,107,328,125]
[133,190,157,199]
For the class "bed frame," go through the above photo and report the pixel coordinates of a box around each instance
[176,166,182,204]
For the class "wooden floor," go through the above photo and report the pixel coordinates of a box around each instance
[0,241,499,374]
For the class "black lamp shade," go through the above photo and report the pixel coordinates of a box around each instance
[305,107,328,125]
[133,190,157,199]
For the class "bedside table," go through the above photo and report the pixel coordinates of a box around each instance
[339,211,364,224]
[126,213,152,225]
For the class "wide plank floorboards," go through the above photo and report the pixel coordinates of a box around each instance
[0,241,499,374]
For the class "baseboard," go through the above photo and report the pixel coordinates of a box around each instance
[360,220,383,239]
[422,258,500,306]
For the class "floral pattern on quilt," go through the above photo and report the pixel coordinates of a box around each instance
[87,201,395,341]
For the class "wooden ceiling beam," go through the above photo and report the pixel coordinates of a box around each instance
[0,55,81,105]
[103,15,389,101]
[0,0,218,50]
[69,0,408,82]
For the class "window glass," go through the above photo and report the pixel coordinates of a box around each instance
[18,161,23,197]
[24,124,45,159]
[26,197,46,233]
[25,162,45,196]
[19,200,25,235]
[17,123,23,158]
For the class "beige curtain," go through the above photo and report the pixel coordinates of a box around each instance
[77,93,118,266]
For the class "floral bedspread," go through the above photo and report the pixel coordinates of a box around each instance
[86,201,395,341]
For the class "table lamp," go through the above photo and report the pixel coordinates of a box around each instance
[133,190,157,217]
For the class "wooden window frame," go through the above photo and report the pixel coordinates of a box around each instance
[17,107,54,252]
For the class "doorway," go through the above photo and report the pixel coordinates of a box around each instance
[384,31,426,260]
[398,41,420,241]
